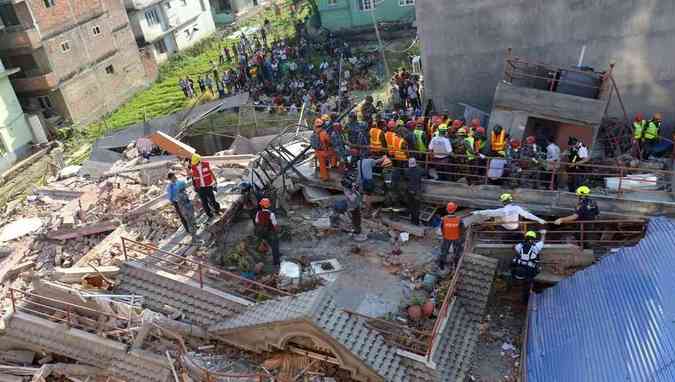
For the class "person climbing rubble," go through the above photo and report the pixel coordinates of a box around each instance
[313,118,334,182]
[255,198,281,268]
[509,229,546,303]
[166,172,196,234]
[439,202,462,271]
[342,176,365,240]
[472,193,546,232]
[190,154,221,219]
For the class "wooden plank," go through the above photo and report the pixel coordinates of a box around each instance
[51,265,120,283]
[150,131,196,159]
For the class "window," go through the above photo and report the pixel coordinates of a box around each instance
[105,64,114,74]
[60,40,70,52]
[0,5,20,27]
[43,0,55,8]
[327,0,337,5]
[37,95,53,109]
[399,0,414,5]
[154,39,167,54]
[358,0,381,11]
[144,8,160,25]
[92,25,101,35]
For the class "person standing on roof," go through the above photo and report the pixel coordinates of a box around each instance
[510,230,545,303]
[472,193,546,231]
[167,172,195,234]
[490,125,507,155]
[412,120,428,161]
[644,112,663,158]
[565,137,590,193]
[255,198,281,268]
[190,154,221,219]
[439,202,462,271]
[347,112,369,156]
[313,118,333,182]
[632,112,647,160]
[342,177,364,239]
[554,185,599,225]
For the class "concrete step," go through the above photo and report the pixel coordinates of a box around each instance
[116,261,252,326]
[1,312,171,382]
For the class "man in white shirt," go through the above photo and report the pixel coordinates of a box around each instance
[545,138,561,189]
[428,129,452,181]
[472,193,546,231]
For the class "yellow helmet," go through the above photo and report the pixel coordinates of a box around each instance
[191,153,202,165]
[499,193,513,203]
[457,127,467,135]
[321,114,331,121]
[576,185,591,197]
[525,230,537,239]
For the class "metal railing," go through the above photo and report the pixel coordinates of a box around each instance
[8,288,139,337]
[469,219,646,247]
[120,237,291,301]
[348,144,674,194]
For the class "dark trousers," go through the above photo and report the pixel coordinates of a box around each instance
[408,193,420,225]
[351,208,362,234]
[509,265,538,303]
[567,168,586,193]
[433,156,449,181]
[172,201,191,233]
[439,239,459,270]
[197,186,221,217]
[260,231,280,266]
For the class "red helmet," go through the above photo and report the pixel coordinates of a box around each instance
[387,120,397,129]
[511,139,521,149]
[471,118,481,128]
[451,119,463,128]
[475,127,486,135]
[446,202,457,213]
[526,136,536,144]
[259,198,271,208]
[431,116,441,125]
[635,112,644,121]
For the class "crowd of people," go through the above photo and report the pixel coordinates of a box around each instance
[178,18,381,116]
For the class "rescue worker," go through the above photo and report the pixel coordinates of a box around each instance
[472,193,546,235]
[428,127,452,181]
[463,128,479,183]
[520,136,546,189]
[190,154,221,218]
[566,137,590,193]
[452,127,469,181]
[644,112,662,158]
[369,116,387,156]
[510,230,545,303]
[412,120,428,161]
[255,198,281,268]
[167,172,195,234]
[449,119,463,136]
[314,118,333,181]
[490,125,507,155]
[436,121,449,138]
[427,115,441,140]
[329,121,347,170]
[632,112,646,160]
[392,129,409,168]
[347,112,369,156]
[469,118,482,136]
[405,158,424,225]
[239,181,262,224]
[554,185,598,247]
[439,202,462,271]
[384,120,398,158]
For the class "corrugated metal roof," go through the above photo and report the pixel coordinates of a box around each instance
[526,217,675,382]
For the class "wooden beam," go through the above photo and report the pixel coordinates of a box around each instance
[149,132,196,159]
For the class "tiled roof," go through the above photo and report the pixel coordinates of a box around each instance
[526,217,675,382]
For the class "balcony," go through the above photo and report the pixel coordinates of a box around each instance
[0,25,41,51]
[11,71,58,93]
[123,0,161,10]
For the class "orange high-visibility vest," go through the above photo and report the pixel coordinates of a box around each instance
[370,127,384,153]
[442,215,461,240]
[385,131,397,157]
[491,130,506,152]
[393,135,408,161]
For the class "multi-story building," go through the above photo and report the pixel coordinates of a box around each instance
[125,0,216,64]
[0,0,148,125]
[317,0,416,32]
[0,59,47,172]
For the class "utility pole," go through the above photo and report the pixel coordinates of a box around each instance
[369,2,390,81]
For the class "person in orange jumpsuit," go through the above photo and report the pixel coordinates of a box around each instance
[314,118,333,181]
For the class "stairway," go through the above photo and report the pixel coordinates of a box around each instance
[250,135,312,192]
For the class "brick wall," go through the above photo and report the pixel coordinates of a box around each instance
[102,0,130,30]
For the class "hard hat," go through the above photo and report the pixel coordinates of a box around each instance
[499,193,513,203]
[576,185,591,197]
[191,153,202,165]
[314,118,324,128]
[634,112,644,121]
[510,139,521,149]
[471,118,481,127]
[381,155,392,167]
[446,202,457,213]
[525,230,537,239]
[457,127,467,135]
[475,127,486,135]
[387,120,397,129]
[451,119,463,128]
[321,114,331,121]
[431,116,441,125]
[526,136,536,144]
[438,123,448,131]
[259,198,272,208]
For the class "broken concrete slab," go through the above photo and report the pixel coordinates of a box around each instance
[35,188,83,200]
[380,216,426,237]
[58,165,82,180]
[0,350,35,365]
[0,246,11,259]
[51,266,120,283]
[74,225,129,267]
[46,220,120,241]
[0,218,43,242]
[0,261,34,283]
[301,185,339,206]
[0,373,23,382]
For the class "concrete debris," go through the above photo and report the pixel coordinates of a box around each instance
[46,220,121,241]
[0,218,43,242]
[57,165,82,180]
[0,350,35,365]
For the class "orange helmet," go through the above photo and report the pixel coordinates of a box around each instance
[471,118,481,128]
[259,198,271,208]
[446,202,457,213]
[387,120,397,129]
[314,118,324,128]
[511,139,521,149]
[635,112,644,121]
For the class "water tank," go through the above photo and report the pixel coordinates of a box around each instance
[556,68,602,98]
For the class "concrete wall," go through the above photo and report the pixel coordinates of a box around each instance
[319,0,415,31]
[416,0,675,123]
[0,61,34,173]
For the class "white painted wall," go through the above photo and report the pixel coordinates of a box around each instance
[173,3,215,51]
[0,60,35,173]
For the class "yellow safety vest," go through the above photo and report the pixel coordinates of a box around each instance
[385,131,397,157]
[491,130,506,152]
[464,136,476,160]
[370,128,383,153]
[644,120,660,140]
[633,120,646,140]
[394,136,408,161]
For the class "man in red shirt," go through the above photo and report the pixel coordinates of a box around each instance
[439,202,462,271]
[255,198,281,267]
[190,154,221,218]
